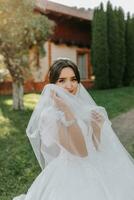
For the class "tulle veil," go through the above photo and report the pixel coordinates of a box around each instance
[26,83,134,173]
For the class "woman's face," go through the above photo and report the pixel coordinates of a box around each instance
[56,67,78,95]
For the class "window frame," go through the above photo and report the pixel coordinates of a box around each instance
[76,48,91,81]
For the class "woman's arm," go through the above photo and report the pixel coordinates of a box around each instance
[62,108,88,157]
[51,90,88,157]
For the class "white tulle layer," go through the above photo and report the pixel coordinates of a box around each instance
[13,150,134,200]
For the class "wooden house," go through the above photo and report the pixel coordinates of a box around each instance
[0,1,93,94]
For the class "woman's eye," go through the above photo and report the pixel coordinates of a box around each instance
[59,79,65,83]
[72,78,77,82]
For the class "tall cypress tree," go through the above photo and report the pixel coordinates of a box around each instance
[107,1,120,88]
[115,7,126,86]
[124,13,134,86]
[91,3,109,89]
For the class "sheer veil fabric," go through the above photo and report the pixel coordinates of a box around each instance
[13,83,134,200]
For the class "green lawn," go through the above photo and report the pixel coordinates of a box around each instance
[89,86,134,118]
[0,86,134,200]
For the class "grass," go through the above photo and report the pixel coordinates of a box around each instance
[89,86,134,118]
[0,94,41,200]
[0,86,134,200]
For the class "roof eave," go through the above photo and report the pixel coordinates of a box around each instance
[36,0,93,21]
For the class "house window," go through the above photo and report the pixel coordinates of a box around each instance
[77,52,89,80]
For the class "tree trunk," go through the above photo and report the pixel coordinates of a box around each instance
[12,81,24,110]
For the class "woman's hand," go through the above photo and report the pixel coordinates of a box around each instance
[50,90,70,113]
[90,111,105,150]
[91,110,105,128]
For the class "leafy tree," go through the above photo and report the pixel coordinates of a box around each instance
[0,0,53,109]
[91,3,109,89]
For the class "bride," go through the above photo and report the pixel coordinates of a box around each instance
[13,58,134,200]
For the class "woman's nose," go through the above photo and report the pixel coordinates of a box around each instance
[65,81,72,89]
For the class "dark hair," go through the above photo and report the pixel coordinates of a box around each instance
[48,58,80,83]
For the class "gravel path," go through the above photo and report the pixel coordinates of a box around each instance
[111,109,134,150]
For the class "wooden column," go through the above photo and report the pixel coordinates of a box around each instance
[88,49,92,80]
[48,40,52,68]
[45,40,52,83]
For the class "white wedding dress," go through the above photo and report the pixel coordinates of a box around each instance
[13,84,134,200]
